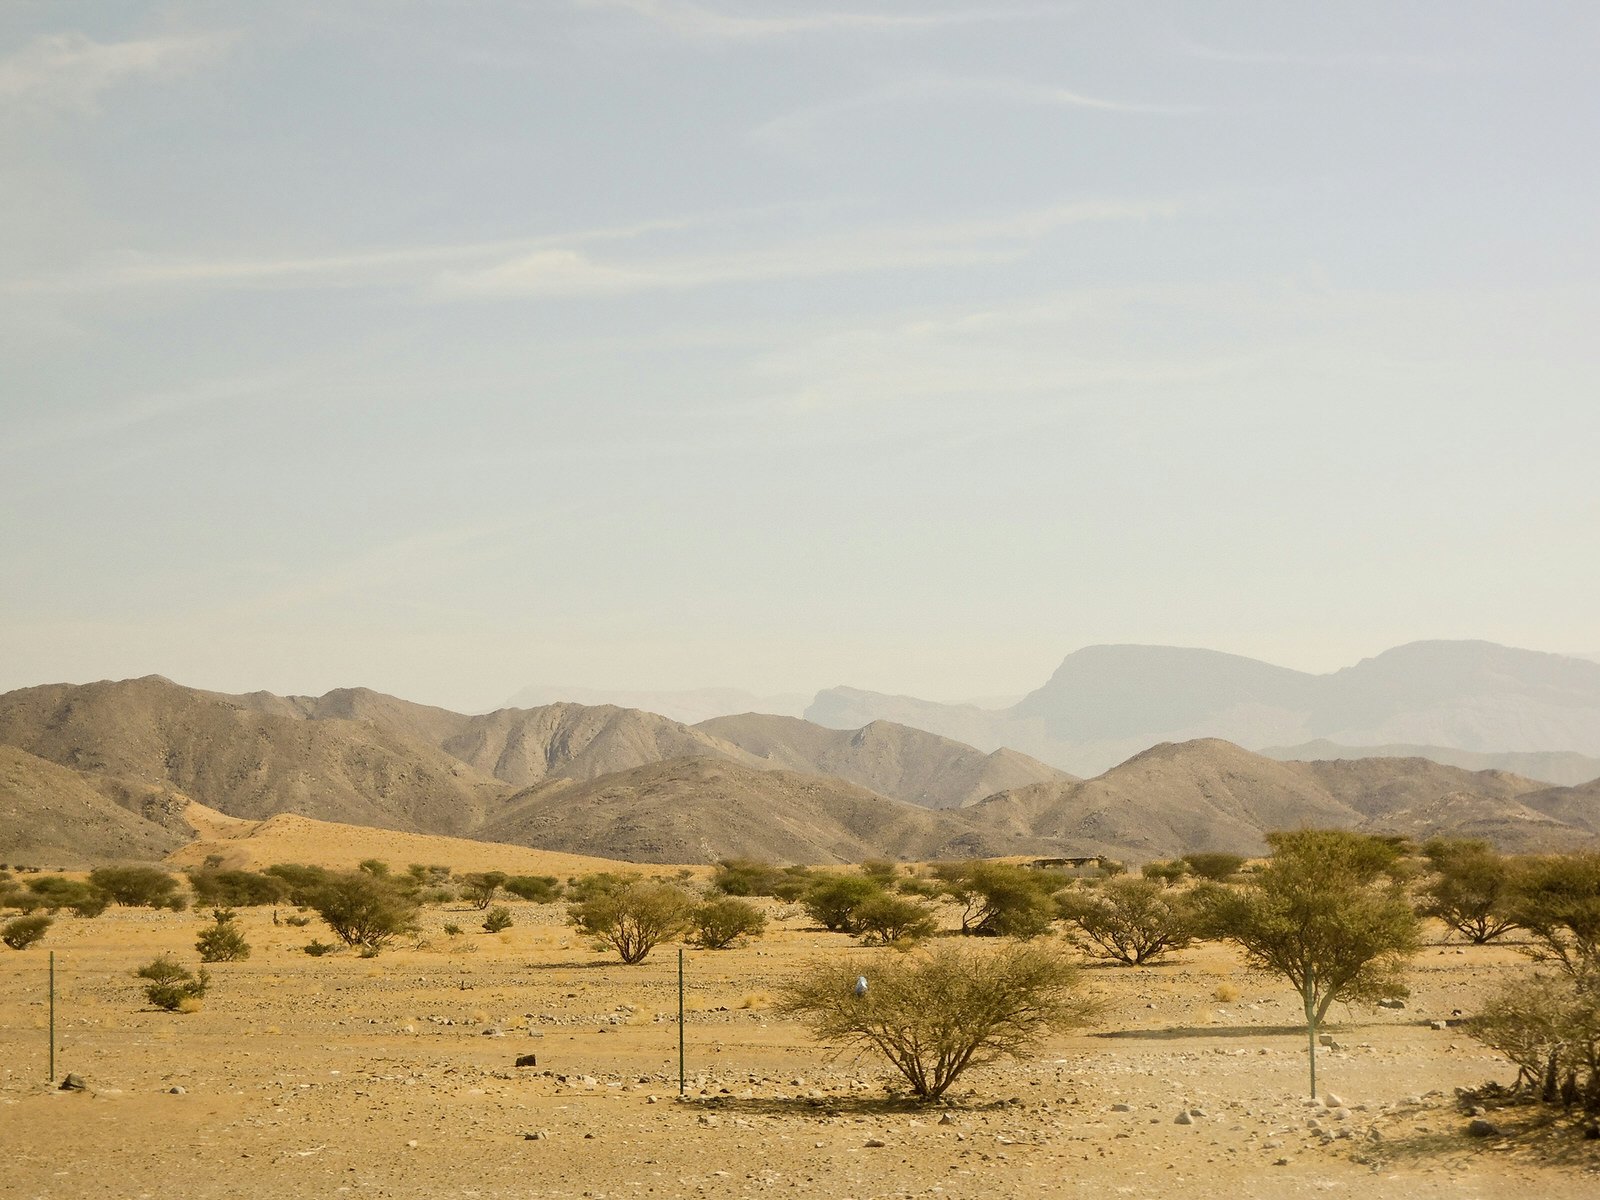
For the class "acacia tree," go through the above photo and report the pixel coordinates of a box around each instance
[308,870,420,953]
[569,881,693,964]
[932,861,1058,939]
[1199,830,1421,1096]
[1057,877,1194,966]
[778,940,1096,1101]
[1420,839,1522,944]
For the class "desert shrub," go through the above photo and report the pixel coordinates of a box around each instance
[1506,853,1600,975]
[895,874,943,899]
[136,956,210,1011]
[712,859,785,897]
[481,905,514,933]
[304,939,336,956]
[443,922,464,936]
[689,897,767,949]
[1195,829,1420,1096]
[187,869,286,908]
[566,872,631,903]
[861,860,900,883]
[459,872,508,909]
[569,881,693,964]
[88,865,181,909]
[932,861,1057,939]
[406,864,453,888]
[1141,859,1189,887]
[358,858,391,877]
[2,914,53,949]
[306,870,420,953]
[196,910,251,962]
[503,875,561,903]
[264,863,332,906]
[1418,839,1522,944]
[1472,968,1600,1110]
[1181,852,1247,882]
[1058,878,1195,966]
[778,940,1096,1101]
[802,875,886,934]
[853,894,939,946]
[17,876,107,916]
[283,913,311,927]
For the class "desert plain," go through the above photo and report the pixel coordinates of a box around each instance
[2,811,1596,1200]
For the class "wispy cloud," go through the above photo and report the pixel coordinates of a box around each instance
[438,199,1177,298]
[0,30,238,112]
[579,0,1052,39]
[752,74,1196,150]
[1176,39,1469,73]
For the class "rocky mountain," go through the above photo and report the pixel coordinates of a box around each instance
[696,714,1070,809]
[808,641,1600,776]
[502,684,811,724]
[4,675,1596,866]
[1260,740,1600,788]
[967,739,1588,859]
[477,756,1015,865]
[0,746,187,865]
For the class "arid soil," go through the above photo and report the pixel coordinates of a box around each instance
[4,880,1597,1200]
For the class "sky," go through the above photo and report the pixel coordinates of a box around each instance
[2,1,1597,713]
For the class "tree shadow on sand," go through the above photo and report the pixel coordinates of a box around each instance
[680,1093,1016,1118]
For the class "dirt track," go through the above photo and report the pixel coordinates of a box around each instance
[3,899,1596,1199]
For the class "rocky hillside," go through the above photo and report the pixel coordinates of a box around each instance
[696,713,1070,809]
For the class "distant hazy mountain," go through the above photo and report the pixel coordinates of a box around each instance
[808,641,1600,776]
[1260,740,1600,787]
[501,685,810,724]
[696,714,1071,809]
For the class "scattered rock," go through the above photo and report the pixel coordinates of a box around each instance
[1467,1119,1500,1138]
[59,1074,87,1092]
[864,1137,888,1148]
[514,1055,538,1068]
[1110,1103,1133,1113]
[1175,1110,1195,1125]
[523,1131,549,1141]
[1377,998,1406,1010]
[167,1086,186,1095]
[1321,1092,1345,1109]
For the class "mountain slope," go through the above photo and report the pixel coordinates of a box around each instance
[1260,740,1600,787]
[0,746,186,865]
[0,676,505,835]
[696,714,1071,809]
[478,756,1013,864]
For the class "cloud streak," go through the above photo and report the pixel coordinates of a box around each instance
[580,0,1053,39]
[0,30,238,112]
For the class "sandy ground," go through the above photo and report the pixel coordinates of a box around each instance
[3,895,1596,1200]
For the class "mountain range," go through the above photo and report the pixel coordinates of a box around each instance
[806,641,1600,777]
[1,667,1596,867]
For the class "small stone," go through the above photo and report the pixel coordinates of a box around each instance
[59,1074,87,1092]
[1175,1110,1194,1125]
[405,1140,417,1149]
[1430,1020,1449,1030]
[1110,1103,1133,1113]
[523,1131,549,1141]
[514,1055,538,1068]
[167,1086,186,1095]
[1321,1092,1345,1109]
[938,1114,955,1125]
[482,1028,505,1038]
[864,1137,888,1148]
[1377,998,1406,1010]
[1467,1119,1500,1138]
[1273,1156,1292,1166]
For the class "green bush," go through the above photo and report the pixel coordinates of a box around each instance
[932,862,1057,939]
[2,914,52,949]
[443,922,464,936]
[196,910,251,962]
[779,940,1096,1101]
[306,870,420,954]
[503,875,561,903]
[566,872,631,903]
[569,881,693,964]
[89,866,181,909]
[263,863,332,906]
[187,869,286,908]
[482,906,514,933]
[1181,852,1247,882]
[303,939,336,956]
[802,875,885,934]
[853,894,939,946]
[1057,878,1195,966]
[460,872,508,909]
[19,876,108,916]
[689,897,767,949]
[136,956,209,1011]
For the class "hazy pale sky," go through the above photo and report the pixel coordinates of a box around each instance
[3,1,1597,712]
